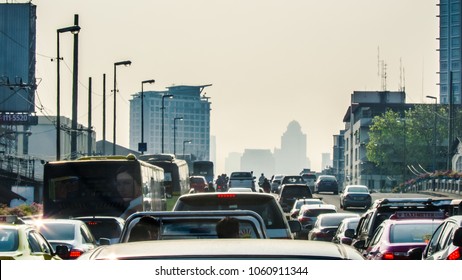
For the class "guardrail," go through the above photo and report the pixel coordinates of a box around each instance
[406,178,462,197]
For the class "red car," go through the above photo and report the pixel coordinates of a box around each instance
[189,176,208,193]
[362,211,445,260]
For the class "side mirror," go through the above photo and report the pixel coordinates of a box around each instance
[453,228,462,247]
[344,228,355,238]
[99,238,111,246]
[288,220,301,233]
[352,240,366,250]
[407,247,423,260]
[290,210,300,219]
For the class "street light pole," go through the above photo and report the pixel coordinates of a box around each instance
[113,60,131,155]
[139,79,155,154]
[426,95,437,172]
[183,140,192,159]
[56,24,80,161]
[173,116,184,156]
[161,94,173,153]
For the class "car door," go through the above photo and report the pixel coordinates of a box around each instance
[424,221,457,260]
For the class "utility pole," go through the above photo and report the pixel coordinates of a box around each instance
[71,14,79,159]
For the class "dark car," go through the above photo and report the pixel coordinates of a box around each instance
[308,213,359,242]
[172,192,301,239]
[332,217,360,245]
[73,216,125,245]
[408,215,462,260]
[314,175,339,194]
[339,185,372,210]
[278,183,313,213]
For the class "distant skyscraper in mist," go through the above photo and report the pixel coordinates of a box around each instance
[274,120,309,174]
[322,153,332,170]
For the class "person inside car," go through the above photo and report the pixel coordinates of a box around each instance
[216,217,240,238]
[128,216,161,242]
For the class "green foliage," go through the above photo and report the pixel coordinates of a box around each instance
[0,203,43,217]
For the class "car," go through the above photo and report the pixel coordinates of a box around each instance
[73,216,125,245]
[331,217,360,245]
[289,198,324,219]
[270,174,285,193]
[77,238,365,260]
[280,175,306,185]
[31,219,98,259]
[118,210,268,241]
[408,215,462,260]
[277,183,313,213]
[339,184,372,210]
[295,204,337,239]
[308,213,360,242]
[172,192,301,239]
[301,173,317,193]
[314,175,339,194]
[189,175,209,193]
[358,212,445,260]
[0,215,63,260]
[351,197,446,253]
[227,171,256,191]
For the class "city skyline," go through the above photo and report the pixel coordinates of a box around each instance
[25,0,439,173]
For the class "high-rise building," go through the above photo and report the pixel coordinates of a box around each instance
[439,0,461,105]
[274,120,308,174]
[129,84,212,160]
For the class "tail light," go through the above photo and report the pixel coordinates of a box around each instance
[68,249,84,259]
[298,217,312,223]
[447,247,461,260]
[381,252,394,260]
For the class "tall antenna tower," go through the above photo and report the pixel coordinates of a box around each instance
[377,46,387,91]
[399,58,406,92]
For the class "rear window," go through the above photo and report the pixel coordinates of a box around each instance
[390,223,441,243]
[230,172,253,178]
[281,186,312,198]
[82,220,122,240]
[39,223,75,240]
[190,178,205,184]
[303,208,336,217]
[174,195,285,229]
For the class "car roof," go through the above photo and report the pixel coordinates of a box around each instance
[79,239,364,260]
[227,187,253,192]
[300,204,336,211]
[317,213,360,219]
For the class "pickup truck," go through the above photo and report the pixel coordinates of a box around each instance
[227,171,257,191]
[119,210,268,241]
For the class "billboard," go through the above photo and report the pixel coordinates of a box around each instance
[0,3,36,113]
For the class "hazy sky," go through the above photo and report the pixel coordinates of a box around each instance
[29,0,439,173]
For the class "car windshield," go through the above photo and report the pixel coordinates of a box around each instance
[0,228,19,252]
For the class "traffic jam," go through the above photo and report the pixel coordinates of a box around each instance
[1,157,462,260]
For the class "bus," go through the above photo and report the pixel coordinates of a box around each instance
[192,160,214,184]
[138,154,190,199]
[42,154,166,220]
